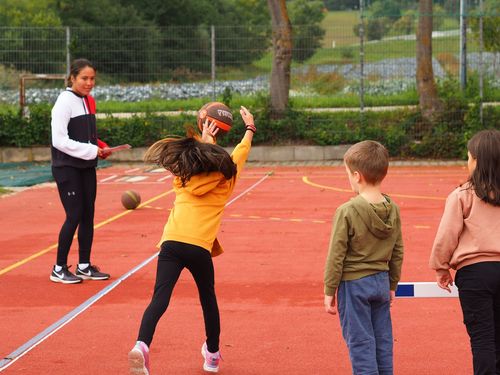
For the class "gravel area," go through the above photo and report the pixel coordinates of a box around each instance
[1,53,498,104]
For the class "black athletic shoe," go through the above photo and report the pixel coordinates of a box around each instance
[50,265,83,284]
[75,264,110,280]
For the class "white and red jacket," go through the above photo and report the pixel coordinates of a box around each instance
[51,88,107,168]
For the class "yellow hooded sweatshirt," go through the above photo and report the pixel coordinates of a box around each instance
[158,138,251,257]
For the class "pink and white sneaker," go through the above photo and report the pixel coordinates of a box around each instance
[128,341,150,375]
[201,342,221,373]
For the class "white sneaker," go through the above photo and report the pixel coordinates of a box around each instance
[128,341,150,375]
[201,342,221,373]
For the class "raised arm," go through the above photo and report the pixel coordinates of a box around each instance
[239,105,255,143]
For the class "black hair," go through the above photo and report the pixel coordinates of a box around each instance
[67,58,96,87]
[467,129,500,206]
[144,137,237,186]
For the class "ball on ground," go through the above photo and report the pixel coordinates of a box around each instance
[197,102,233,136]
[121,190,141,210]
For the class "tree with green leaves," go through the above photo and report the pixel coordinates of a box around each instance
[55,0,161,81]
[0,0,61,26]
[0,0,64,73]
[120,0,271,76]
[287,0,325,62]
[470,0,500,52]
[323,0,358,11]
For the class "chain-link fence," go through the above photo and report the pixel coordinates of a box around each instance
[0,6,499,157]
[0,8,498,106]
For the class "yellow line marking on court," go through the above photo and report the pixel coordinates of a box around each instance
[227,214,326,224]
[414,225,431,229]
[302,177,445,201]
[0,189,174,277]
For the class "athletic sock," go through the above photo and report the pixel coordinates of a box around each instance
[136,341,149,351]
[78,263,89,270]
[54,265,63,272]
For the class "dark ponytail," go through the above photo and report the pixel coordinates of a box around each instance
[144,137,237,186]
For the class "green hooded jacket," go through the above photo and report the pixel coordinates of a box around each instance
[324,194,404,296]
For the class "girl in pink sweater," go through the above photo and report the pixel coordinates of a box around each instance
[429,129,500,375]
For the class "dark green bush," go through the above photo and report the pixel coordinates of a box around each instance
[0,104,51,147]
[1,102,499,159]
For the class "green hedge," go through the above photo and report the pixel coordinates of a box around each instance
[1,101,499,159]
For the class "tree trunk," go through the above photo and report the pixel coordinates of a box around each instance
[416,0,442,121]
[267,0,292,119]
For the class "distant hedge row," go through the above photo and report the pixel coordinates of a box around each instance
[1,101,499,159]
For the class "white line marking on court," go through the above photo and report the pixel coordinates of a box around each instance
[0,253,159,372]
[99,174,118,183]
[0,171,273,372]
[117,176,149,182]
[125,168,141,173]
[157,175,172,182]
[149,168,165,173]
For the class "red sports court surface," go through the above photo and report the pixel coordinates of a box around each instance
[0,164,471,374]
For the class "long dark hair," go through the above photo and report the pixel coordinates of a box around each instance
[144,137,237,186]
[467,129,500,206]
[67,58,96,87]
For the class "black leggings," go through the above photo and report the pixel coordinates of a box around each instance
[52,166,96,266]
[456,262,500,375]
[137,241,220,353]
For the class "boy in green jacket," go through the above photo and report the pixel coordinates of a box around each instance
[323,140,404,375]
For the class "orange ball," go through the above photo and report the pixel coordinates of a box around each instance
[197,102,233,136]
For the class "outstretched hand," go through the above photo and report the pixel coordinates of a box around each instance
[201,119,219,144]
[240,106,254,127]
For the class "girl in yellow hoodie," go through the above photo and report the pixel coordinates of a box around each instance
[129,106,256,374]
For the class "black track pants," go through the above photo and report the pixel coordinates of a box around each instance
[456,262,500,375]
[52,166,96,266]
[137,241,220,353]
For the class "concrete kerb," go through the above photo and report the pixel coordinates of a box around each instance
[0,146,467,166]
[0,145,352,163]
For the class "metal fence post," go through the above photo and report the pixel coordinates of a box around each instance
[459,0,467,91]
[66,27,71,80]
[359,0,365,112]
[211,25,216,101]
[479,0,484,125]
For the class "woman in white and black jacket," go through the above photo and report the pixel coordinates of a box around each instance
[50,58,111,284]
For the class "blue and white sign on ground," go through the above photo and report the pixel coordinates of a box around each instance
[396,282,458,298]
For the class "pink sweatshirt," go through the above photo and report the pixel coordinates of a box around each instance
[429,184,500,271]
